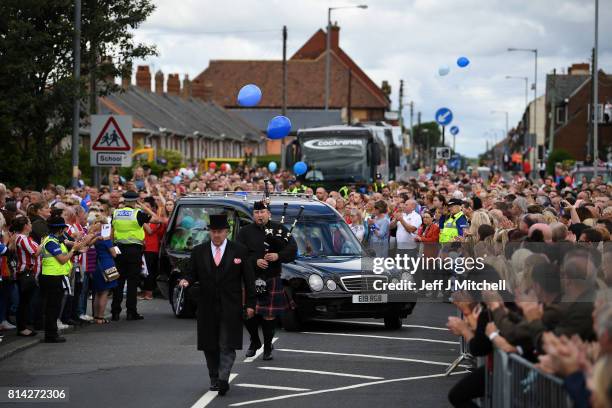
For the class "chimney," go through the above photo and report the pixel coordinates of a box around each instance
[381,80,391,99]
[167,73,180,95]
[135,65,151,91]
[154,70,164,94]
[568,63,590,75]
[191,79,204,100]
[181,74,192,99]
[121,64,132,90]
[329,23,340,50]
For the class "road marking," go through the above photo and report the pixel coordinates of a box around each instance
[236,384,311,391]
[190,373,238,408]
[300,331,459,345]
[243,337,278,363]
[229,371,469,406]
[312,319,448,331]
[258,366,384,380]
[275,348,458,367]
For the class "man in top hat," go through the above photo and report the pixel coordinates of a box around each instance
[110,191,159,321]
[179,214,255,396]
[237,200,297,361]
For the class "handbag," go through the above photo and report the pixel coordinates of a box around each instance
[102,265,120,282]
[17,269,37,293]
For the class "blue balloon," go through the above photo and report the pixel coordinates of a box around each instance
[237,84,262,107]
[293,161,307,176]
[438,65,450,76]
[172,175,182,185]
[268,161,277,172]
[267,116,292,140]
[180,216,194,229]
[457,57,470,68]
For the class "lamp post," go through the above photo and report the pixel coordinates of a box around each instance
[593,0,599,176]
[491,110,509,139]
[508,47,538,177]
[325,4,368,110]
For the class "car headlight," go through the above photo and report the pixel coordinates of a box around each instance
[308,274,324,291]
[326,279,337,291]
[401,272,412,282]
[391,278,399,284]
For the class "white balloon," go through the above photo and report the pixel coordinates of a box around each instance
[438,65,450,76]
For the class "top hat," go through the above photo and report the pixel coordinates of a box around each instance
[209,214,230,230]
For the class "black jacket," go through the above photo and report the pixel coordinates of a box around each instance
[185,239,256,351]
[237,221,297,279]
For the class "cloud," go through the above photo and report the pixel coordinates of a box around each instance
[133,0,612,157]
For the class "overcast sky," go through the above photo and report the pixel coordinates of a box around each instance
[132,0,611,157]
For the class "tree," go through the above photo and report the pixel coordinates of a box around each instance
[0,0,156,188]
[412,121,442,148]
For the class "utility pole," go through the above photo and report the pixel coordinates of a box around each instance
[398,80,404,130]
[347,68,352,124]
[90,48,100,187]
[548,69,556,154]
[71,0,82,188]
[409,101,414,162]
[594,0,599,176]
[280,25,288,170]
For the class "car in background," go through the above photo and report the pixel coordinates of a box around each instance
[157,192,416,330]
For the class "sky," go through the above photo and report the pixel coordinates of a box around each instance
[132,0,612,158]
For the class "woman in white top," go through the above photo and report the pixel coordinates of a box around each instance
[349,210,365,242]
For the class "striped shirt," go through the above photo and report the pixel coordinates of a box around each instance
[15,234,40,274]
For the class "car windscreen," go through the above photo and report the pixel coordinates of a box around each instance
[300,137,368,182]
[289,220,363,257]
[167,205,235,252]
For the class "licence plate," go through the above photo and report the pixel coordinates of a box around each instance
[352,294,388,303]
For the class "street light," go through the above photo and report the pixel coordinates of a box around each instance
[505,75,529,109]
[508,47,538,176]
[490,110,509,139]
[325,4,368,110]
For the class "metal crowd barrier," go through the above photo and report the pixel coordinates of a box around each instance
[484,348,574,408]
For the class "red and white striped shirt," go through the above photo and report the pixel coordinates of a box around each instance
[15,234,40,274]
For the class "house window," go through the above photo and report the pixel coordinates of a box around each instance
[556,106,567,124]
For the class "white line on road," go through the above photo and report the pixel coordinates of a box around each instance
[258,366,384,380]
[275,348,458,367]
[243,337,278,363]
[190,373,238,408]
[229,371,469,406]
[300,331,459,345]
[313,319,449,331]
[236,384,311,391]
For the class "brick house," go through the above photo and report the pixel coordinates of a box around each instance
[193,25,391,154]
[87,65,265,165]
[545,63,612,161]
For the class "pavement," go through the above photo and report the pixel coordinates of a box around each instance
[0,298,468,408]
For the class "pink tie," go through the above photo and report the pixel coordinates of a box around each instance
[214,246,222,266]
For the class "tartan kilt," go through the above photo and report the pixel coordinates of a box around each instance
[255,276,289,318]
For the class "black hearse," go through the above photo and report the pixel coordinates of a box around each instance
[157,192,415,330]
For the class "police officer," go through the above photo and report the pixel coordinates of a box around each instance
[111,191,158,321]
[372,173,386,193]
[39,216,86,342]
[237,201,297,360]
[439,198,469,243]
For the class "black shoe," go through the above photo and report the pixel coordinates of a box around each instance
[218,380,229,396]
[44,336,66,343]
[263,349,273,361]
[245,341,262,357]
[111,313,121,321]
[209,378,219,391]
[126,313,144,321]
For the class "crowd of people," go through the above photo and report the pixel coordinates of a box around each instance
[0,161,611,407]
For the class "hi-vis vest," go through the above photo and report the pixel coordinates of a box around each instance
[112,207,145,245]
[41,236,72,276]
[338,186,350,199]
[288,184,307,193]
[439,211,465,243]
